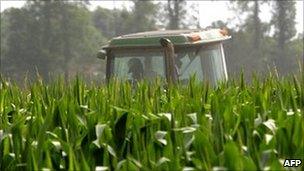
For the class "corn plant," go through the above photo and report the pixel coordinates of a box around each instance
[0,73,303,171]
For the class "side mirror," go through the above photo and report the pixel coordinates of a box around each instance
[97,49,107,59]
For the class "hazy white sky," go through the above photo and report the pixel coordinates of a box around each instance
[1,0,303,35]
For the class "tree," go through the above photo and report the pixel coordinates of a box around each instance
[230,0,270,50]
[93,1,158,37]
[166,0,187,29]
[92,7,116,38]
[1,8,38,81]
[129,0,158,33]
[0,10,9,73]
[51,1,104,80]
[271,0,297,74]
[2,1,104,82]
[225,1,274,80]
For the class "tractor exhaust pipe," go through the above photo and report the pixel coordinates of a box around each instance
[160,38,178,84]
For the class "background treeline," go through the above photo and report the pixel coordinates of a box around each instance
[0,0,303,83]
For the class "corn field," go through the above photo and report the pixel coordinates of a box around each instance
[0,74,303,171]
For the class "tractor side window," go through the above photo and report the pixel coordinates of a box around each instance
[175,43,226,84]
[176,53,204,81]
[199,43,226,84]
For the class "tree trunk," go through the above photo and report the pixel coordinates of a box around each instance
[60,2,71,81]
[277,1,287,74]
[167,0,180,29]
[253,0,260,49]
[173,0,179,29]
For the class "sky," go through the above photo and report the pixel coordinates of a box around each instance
[1,0,303,35]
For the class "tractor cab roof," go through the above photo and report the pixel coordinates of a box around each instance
[102,28,231,49]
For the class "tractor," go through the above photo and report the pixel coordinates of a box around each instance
[97,28,231,85]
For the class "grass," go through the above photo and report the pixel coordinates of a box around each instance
[0,73,303,171]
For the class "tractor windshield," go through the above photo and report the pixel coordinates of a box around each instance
[112,50,165,82]
[111,43,227,84]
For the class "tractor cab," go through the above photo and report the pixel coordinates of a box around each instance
[98,28,231,85]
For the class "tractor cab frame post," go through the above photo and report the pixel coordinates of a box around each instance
[105,50,113,84]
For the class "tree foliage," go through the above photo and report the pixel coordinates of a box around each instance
[93,1,158,37]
